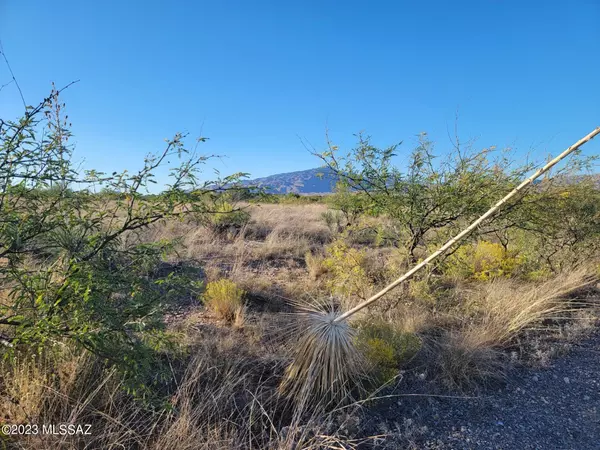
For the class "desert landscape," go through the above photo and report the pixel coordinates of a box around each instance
[1,2,599,449]
[1,89,599,449]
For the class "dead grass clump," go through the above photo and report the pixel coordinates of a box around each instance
[0,346,148,450]
[203,279,245,322]
[425,329,508,391]
[423,268,598,390]
[466,268,597,347]
[2,319,367,449]
[305,251,328,280]
[153,340,279,449]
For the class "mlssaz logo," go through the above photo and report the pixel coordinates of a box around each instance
[42,424,92,435]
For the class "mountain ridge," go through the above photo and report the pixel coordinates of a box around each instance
[241,168,600,195]
[241,167,340,194]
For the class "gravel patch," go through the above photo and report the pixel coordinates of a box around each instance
[371,333,600,449]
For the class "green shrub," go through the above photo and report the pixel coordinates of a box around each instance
[208,202,251,236]
[321,210,345,234]
[322,239,370,300]
[356,320,422,385]
[445,240,524,281]
[203,279,245,322]
[0,88,248,399]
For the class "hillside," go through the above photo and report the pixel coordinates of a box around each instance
[242,167,339,194]
[242,168,600,195]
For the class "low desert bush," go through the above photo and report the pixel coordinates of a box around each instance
[356,320,422,386]
[202,279,245,322]
[445,240,524,280]
[304,251,328,280]
[322,240,371,302]
[208,202,251,236]
[321,210,346,234]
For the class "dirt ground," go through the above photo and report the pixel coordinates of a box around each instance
[367,332,600,449]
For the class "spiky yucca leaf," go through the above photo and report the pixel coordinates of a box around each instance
[280,298,367,408]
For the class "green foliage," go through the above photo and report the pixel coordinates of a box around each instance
[0,87,245,397]
[322,239,370,300]
[317,133,538,261]
[356,320,421,385]
[504,182,600,272]
[445,240,524,281]
[359,337,397,383]
[207,201,251,236]
[325,182,372,226]
[202,279,245,322]
[316,131,599,274]
[408,277,438,303]
[321,209,345,234]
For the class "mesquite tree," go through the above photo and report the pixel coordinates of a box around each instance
[316,132,596,263]
[0,86,247,395]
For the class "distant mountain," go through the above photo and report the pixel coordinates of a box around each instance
[243,167,340,194]
[240,168,600,195]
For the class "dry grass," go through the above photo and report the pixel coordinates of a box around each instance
[305,251,328,280]
[149,204,598,401]
[2,201,599,448]
[423,267,598,389]
[464,268,597,347]
[1,321,374,450]
[245,203,330,242]
[425,329,508,390]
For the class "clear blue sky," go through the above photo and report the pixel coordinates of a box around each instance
[1,1,599,186]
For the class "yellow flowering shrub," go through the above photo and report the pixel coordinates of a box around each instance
[445,240,524,281]
[322,240,370,299]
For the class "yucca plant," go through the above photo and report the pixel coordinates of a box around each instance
[281,127,600,406]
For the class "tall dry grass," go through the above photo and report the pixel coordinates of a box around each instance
[0,334,377,450]
[3,200,599,448]
[425,268,598,389]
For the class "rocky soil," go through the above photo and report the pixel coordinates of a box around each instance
[373,333,600,449]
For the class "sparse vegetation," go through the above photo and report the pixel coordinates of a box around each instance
[1,93,599,449]
[202,279,245,322]
[207,201,251,237]
[356,320,421,385]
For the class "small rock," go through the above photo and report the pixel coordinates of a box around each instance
[564,377,570,384]
[532,376,539,382]
[584,395,590,401]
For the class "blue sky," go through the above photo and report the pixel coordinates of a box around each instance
[1,1,599,186]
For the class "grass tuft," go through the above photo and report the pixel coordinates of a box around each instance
[203,279,245,322]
